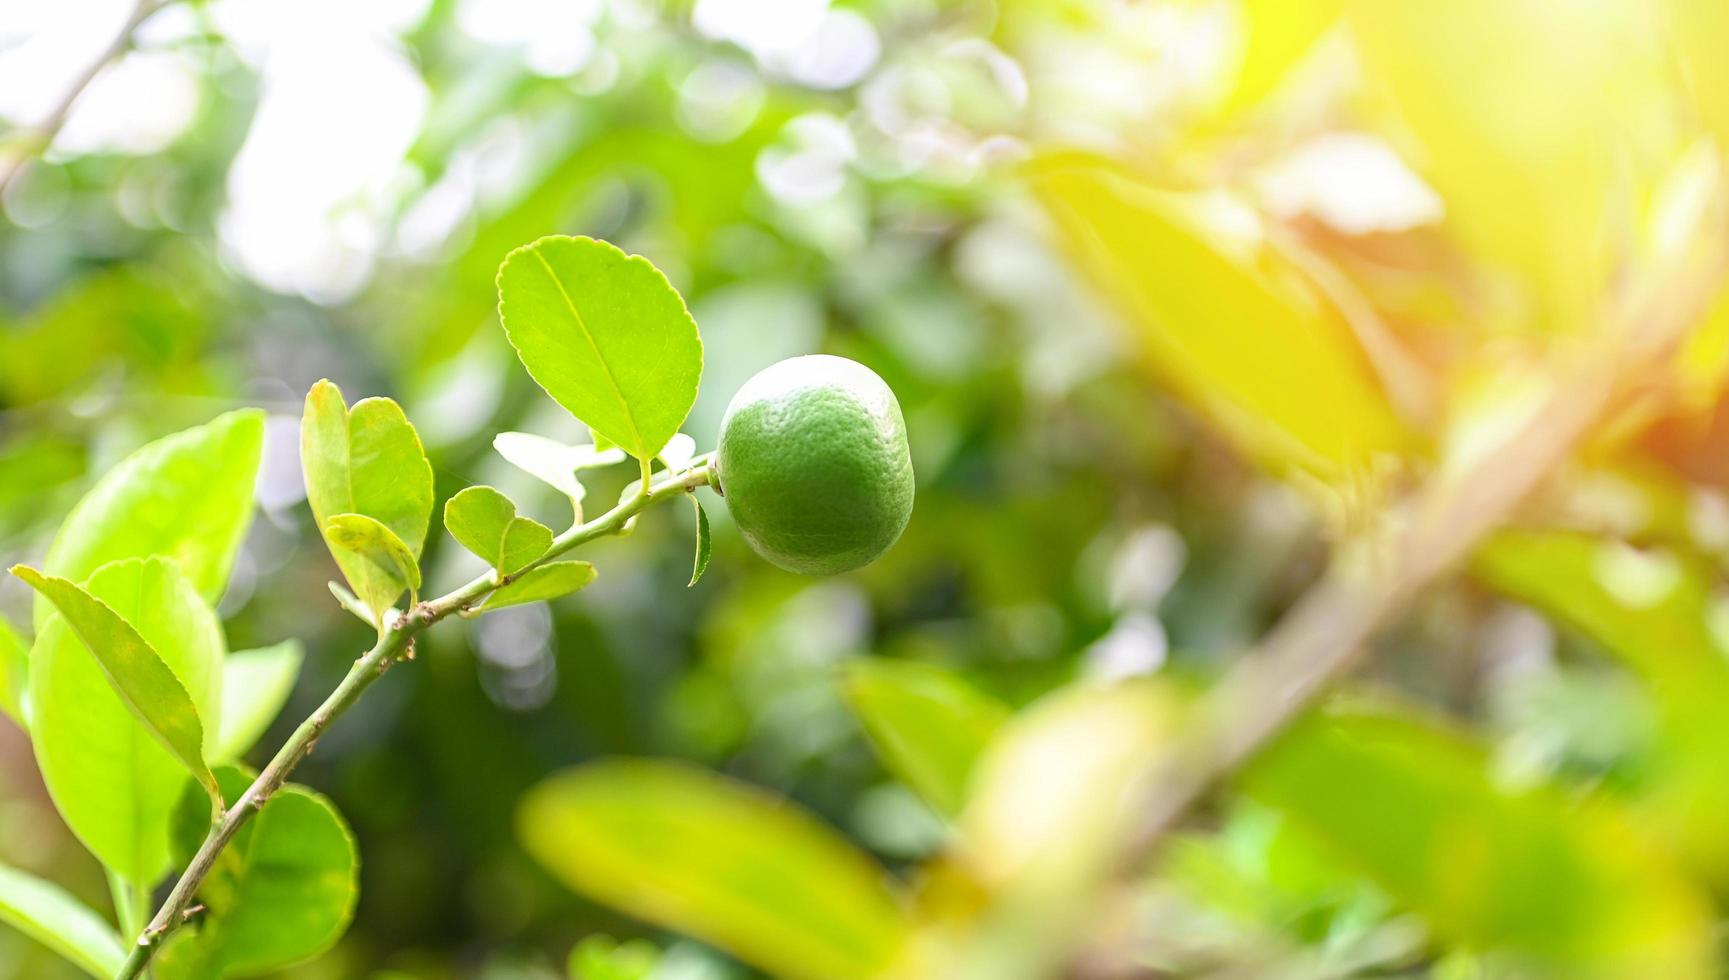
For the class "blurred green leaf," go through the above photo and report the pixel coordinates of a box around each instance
[160,768,358,979]
[214,642,303,763]
[17,557,223,883]
[1032,155,1405,480]
[496,236,703,462]
[688,496,711,587]
[301,381,433,617]
[476,561,596,613]
[1242,708,1713,974]
[0,612,25,729]
[0,860,126,978]
[445,486,553,575]
[1475,529,1729,880]
[324,515,422,617]
[518,759,909,980]
[37,409,262,629]
[566,934,660,980]
[842,659,1009,817]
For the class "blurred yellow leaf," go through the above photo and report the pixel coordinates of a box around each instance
[1243,708,1713,976]
[898,682,1179,980]
[1033,155,1406,481]
[1670,0,1729,150]
[518,760,909,980]
[1347,0,1677,333]
[1223,0,1345,111]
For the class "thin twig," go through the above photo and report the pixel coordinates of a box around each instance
[114,464,713,979]
[0,0,165,199]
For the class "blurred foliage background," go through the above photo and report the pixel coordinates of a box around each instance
[8,0,1729,977]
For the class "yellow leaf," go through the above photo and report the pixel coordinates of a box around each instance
[1347,0,1677,333]
[1032,155,1406,481]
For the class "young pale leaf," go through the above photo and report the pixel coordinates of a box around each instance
[0,612,25,729]
[302,381,433,616]
[518,760,908,980]
[13,564,219,807]
[477,561,596,614]
[215,642,303,762]
[324,514,421,617]
[688,496,711,587]
[0,861,126,979]
[659,433,696,471]
[445,486,554,575]
[37,409,263,629]
[843,659,1009,817]
[23,558,224,884]
[1032,156,1404,481]
[496,236,703,461]
[1243,708,1713,975]
[159,768,358,979]
[493,431,626,512]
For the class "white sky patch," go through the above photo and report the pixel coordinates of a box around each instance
[212,0,430,302]
[457,0,603,77]
[1255,132,1444,235]
[55,50,203,156]
[756,112,854,204]
[693,0,878,91]
[693,0,828,58]
[0,0,134,124]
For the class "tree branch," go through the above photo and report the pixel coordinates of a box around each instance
[114,462,713,979]
[1112,219,1729,872]
[0,0,165,200]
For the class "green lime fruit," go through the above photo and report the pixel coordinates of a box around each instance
[716,355,915,575]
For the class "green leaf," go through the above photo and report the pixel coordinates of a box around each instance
[0,861,126,978]
[214,642,303,762]
[688,496,711,587]
[567,935,660,980]
[496,236,704,461]
[301,381,433,616]
[444,486,554,575]
[1032,155,1404,480]
[518,760,908,980]
[36,409,263,629]
[159,768,358,979]
[1242,708,1713,974]
[1474,530,1729,882]
[323,514,421,618]
[843,659,1009,817]
[477,561,596,613]
[18,558,224,883]
[15,564,217,798]
[493,431,625,511]
[0,612,25,729]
